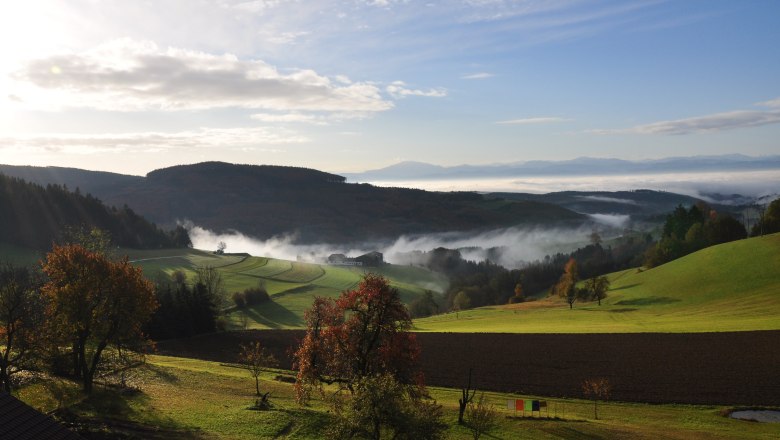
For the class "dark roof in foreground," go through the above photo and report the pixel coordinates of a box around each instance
[0,392,83,440]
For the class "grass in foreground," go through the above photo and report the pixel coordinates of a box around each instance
[15,354,780,439]
[414,233,780,333]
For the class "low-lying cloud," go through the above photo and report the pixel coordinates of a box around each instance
[186,223,608,270]
[587,213,630,228]
[364,170,780,200]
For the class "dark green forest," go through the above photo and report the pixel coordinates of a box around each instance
[0,174,190,250]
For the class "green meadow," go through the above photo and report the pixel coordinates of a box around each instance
[15,354,779,440]
[125,249,449,330]
[414,233,780,333]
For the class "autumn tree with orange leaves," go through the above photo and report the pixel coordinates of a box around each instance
[42,244,157,393]
[294,274,446,439]
[293,273,422,403]
[0,263,44,392]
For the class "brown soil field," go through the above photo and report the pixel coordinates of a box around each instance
[156,330,780,405]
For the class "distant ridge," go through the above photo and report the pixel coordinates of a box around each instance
[1,162,588,244]
[343,154,780,181]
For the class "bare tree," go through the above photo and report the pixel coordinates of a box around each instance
[238,341,278,406]
[196,265,224,305]
[458,367,476,424]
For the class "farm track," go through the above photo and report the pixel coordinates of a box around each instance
[157,330,780,406]
[270,263,326,284]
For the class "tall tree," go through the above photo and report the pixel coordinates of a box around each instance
[196,265,224,306]
[555,258,579,309]
[293,273,422,402]
[42,244,157,393]
[0,263,43,392]
[584,276,610,306]
[752,198,780,236]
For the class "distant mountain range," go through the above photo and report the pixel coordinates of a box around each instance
[343,154,780,181]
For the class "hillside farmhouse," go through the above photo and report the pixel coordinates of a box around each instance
[327,251,384,267]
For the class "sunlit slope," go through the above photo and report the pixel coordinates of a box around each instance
[414,233,780,333]
[127,249,448,330]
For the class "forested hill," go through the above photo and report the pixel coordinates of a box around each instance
[0,162,587,244]
[0,174,190,250]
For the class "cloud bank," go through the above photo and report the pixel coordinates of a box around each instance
[187,223,604,270]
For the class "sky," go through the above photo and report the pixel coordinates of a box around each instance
[1,0,779,176]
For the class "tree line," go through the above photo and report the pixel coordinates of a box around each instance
[406,233,652,315]
[0,173,190,250]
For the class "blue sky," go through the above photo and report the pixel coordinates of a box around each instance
[1,0,779,175]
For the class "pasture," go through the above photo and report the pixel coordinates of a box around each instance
[414,233,780,333]
[126,249,448,330]
[14,353,780,439]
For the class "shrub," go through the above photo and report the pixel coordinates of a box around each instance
[465,393,498,440]
[232,291,247,308]
[243,286,270,305]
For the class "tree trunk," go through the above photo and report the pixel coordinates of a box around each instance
[458,368,475,424]
[594,399,598,420]
[0,366,10,393]
[83,341,107,394]
[255,376,260,396]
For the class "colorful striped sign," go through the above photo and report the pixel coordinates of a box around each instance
[516,399,524,411]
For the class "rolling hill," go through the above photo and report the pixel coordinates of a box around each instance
[126,248,448,330]
[2,162,587,244]
[414,233,780,333]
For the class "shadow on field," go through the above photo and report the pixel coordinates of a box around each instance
[609,283,641,291]
[143,363,180,384]
[61,388,206,439]
[615,296,680,306]
[245,302,302,328]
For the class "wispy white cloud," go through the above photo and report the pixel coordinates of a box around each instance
[496,116,569,125]
[756,97,780,108]
[386,81,447,98]
[231,0,283,14]
[591,109,780,136]
[0,127,306,155]
[250,112,327,125]
[12,39,393,114]
[461,72,494,80]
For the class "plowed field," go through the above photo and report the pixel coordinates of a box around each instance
[156,330,780,405]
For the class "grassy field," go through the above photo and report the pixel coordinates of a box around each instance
[14,354,779,439]
[123,249,448,330]
[415,233,780,333]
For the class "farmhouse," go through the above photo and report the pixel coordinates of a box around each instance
[355,251,384,267]
[327,251,385,267]
[327,253,362,266]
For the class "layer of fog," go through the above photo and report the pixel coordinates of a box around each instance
[187,222,618,270]
[359,169,780,202]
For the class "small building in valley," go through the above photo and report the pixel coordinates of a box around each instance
[327,251,384,267]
